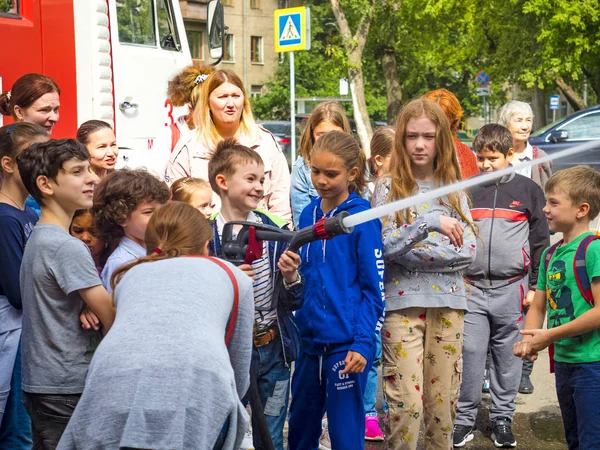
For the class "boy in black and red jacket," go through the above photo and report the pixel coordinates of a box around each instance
[453,124,550,448]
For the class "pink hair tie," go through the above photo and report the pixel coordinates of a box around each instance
[154,248,163,254]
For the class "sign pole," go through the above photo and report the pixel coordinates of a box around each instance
[483,95,487,125]
[290,51,296,164]
[274,6,310,165]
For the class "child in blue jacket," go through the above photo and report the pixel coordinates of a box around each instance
[288,131,385,450]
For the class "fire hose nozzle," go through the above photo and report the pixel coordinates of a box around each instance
[288,211,354,253]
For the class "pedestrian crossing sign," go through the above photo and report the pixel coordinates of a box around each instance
[274,7,310,52]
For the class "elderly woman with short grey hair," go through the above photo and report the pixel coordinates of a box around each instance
[497,100,552,189]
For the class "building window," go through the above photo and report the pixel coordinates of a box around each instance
[250,0,260,9]
[250,85,263,98]
[187,30,203,60]
[223,34,234,62]
[251,36,262,63]
[222,0,233,6]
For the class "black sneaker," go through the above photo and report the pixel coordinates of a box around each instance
[518,374,534,394]
[491,418,517,448]
[453,424,474,447]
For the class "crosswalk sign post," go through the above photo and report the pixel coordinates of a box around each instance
[274,7,310,164]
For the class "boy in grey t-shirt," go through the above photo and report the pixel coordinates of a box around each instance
[17,139,116,449]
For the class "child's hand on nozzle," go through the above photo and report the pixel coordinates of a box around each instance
[439,215,464,248]
[340,351,367,375]
[239,264,256,280]
[278,250,301,284]
[80,307,100,331]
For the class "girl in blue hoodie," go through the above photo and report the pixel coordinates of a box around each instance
[288,131,385,450]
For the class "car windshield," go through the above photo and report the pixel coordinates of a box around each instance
[261,123,289,134]
[531,109,584,137]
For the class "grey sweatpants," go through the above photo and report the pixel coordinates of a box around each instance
[455,278,527,426]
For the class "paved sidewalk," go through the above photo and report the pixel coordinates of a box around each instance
[365,348,566,450]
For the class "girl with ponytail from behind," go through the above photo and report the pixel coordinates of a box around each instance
[58,202,254,450]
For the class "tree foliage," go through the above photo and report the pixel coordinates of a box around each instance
[253,0,599,125]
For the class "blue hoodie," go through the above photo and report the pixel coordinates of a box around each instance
[297,192,385,360]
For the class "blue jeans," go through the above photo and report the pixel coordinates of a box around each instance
[555,360,600,450]
[250,337,290,450]
[363,333,387,417]
[0,341,32,450]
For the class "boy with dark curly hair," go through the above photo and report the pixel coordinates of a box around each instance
[92,169,170,294]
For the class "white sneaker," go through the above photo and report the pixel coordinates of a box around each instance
[240,423,254,450]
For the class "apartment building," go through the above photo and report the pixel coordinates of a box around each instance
[179,0,288,97]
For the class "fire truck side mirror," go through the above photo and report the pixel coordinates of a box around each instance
[207,0,225,64]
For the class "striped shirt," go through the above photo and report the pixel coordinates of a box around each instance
[216,212,277,329]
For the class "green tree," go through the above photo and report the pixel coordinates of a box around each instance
[252,1,349,120]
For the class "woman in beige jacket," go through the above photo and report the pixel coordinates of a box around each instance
[166,69,291,222]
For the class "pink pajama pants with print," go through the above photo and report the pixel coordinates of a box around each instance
[382,307,464,450]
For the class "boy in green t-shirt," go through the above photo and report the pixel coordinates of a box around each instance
[514,165,600,450]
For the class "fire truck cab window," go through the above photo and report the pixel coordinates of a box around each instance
[116,0,156,46]
[157,0,181,50]
[0,0,19,16]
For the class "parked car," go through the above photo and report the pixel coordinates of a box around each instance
[529,104,600,171]
[257,121,298,168]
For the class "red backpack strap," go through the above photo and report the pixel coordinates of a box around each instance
[574,235,600,306]
[544,241,561,375]
[188,256,240,345]
[170,123,181,153]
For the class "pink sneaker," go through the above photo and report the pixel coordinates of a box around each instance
[365,416,384,441]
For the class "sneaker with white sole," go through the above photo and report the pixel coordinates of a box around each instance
[491,418,517,448]
[453,424,474,447]
[365,415,384,441]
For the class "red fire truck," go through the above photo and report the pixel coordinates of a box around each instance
[0,0,215,167]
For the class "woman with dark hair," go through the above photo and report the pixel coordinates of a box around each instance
[422,89,479,179]
[0,73,61,135]
[77,120,118,182]
[165,69,291,222]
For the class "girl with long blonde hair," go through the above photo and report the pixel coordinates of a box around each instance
[372,99,476,450]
